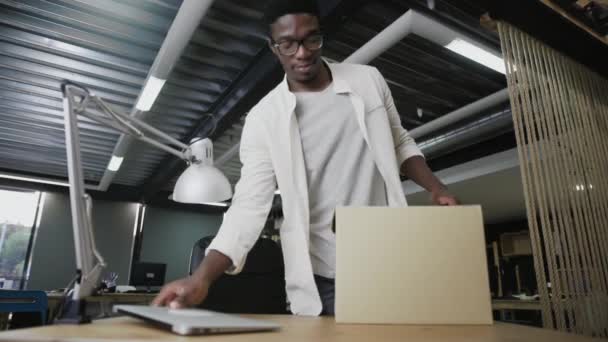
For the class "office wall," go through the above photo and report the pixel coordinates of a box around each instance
[27,192,138,290]
[139,206,222,283]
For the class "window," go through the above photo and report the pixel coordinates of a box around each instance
[0,189,43,290]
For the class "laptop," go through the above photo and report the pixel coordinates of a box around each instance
[113,305,280,335]
[334,206,493,325]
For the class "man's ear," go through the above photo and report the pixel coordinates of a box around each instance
[267,38,278,56]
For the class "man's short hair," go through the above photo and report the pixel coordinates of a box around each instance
[264,0,321,27]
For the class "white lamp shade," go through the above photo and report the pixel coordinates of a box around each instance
[172,163,232,204]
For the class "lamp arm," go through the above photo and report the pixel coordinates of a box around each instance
[94,96,191,153]
[58,81,228,323]
[84,194,105,269]
[71,194,106,301]
[63,82,192,162]
[60,81,195,304]
[62,82,105,303]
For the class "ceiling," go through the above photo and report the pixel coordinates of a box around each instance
[0,0,516,203]
[547,0,608,37]
[0,0,174,182]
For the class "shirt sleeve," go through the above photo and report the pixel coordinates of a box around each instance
[206,113,276,274]
[372,67,424,167]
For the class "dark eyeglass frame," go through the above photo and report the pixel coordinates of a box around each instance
[272,34,324,56]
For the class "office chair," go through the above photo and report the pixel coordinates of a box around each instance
[0,290,48,328]
[189,236,288,314]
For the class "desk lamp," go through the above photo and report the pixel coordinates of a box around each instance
[56,81,232,323]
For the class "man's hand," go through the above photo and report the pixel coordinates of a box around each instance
[152,250,232,308]
[401,156,459,206]
[151,276,209,309]
[431,188,458,206]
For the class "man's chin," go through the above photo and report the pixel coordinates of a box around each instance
[292,69,320,83]
[294,73,316,82]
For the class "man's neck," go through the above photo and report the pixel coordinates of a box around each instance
[288,63,332,93]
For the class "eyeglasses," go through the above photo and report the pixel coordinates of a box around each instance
[272,34,324,56]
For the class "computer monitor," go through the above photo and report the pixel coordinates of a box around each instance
[130,262,167,291]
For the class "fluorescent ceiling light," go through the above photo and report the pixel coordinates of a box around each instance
[445,38,505,74]
[107,155,124,172]
[135,76,166,111]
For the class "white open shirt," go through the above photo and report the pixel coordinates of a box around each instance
[207,62,423,316]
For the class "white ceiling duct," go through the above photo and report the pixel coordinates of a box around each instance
[97,0,216,191]
[215,9,509,170]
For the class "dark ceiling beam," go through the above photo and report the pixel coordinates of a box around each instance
[391,0,502,49]
[139,0,363,201]
[471,0,608,78]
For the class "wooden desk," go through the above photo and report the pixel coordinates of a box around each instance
[0,315,596,342]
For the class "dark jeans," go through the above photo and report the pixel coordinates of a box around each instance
[314,275,335,316]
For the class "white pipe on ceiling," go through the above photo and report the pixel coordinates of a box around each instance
[410,89,509,139]
[344,9,509,146]
[97,0,215,191]
[215,9,508,168]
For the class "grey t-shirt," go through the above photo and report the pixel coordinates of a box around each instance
[294,83,387,279]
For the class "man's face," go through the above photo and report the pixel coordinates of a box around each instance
[269,14,323,83]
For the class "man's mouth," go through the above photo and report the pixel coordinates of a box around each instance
[294,62,314,73]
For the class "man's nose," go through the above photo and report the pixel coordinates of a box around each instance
[294,43,312,59]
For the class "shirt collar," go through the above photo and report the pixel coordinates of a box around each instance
[277,58,354,96]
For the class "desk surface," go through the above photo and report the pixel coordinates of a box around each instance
[0,315,596,342]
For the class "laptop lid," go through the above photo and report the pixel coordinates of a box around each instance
[113,305,280,335]
[335,206,492,325]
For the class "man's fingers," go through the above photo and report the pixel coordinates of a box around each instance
[168,286,188,309]
[151,287,178,306]
[435,194,458,206]
[442,197,458,206]
[169,299,185,309]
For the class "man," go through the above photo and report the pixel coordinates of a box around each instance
[153,0,457,316]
